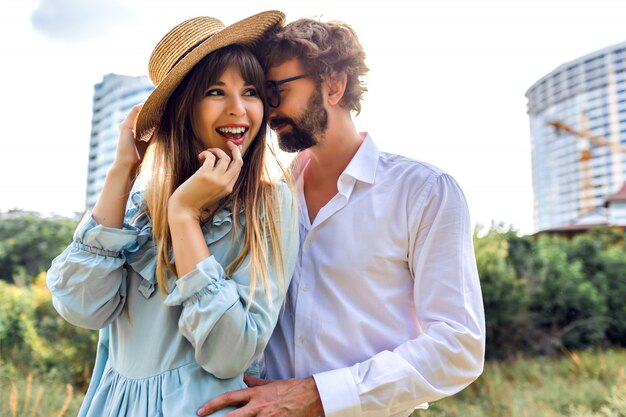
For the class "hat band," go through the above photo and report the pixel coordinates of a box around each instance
[168,33,215,76]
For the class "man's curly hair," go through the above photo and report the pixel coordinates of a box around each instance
[257,19,369,114]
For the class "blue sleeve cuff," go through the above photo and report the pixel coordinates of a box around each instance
[73,211,139,255]
[163,256,226,306]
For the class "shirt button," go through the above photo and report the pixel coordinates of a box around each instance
[302,284,309,292]
[298,336,305,344]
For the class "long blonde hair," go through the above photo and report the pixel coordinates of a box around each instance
[141,44,289,304]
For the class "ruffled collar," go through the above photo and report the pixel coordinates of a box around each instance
[123,192,243,297]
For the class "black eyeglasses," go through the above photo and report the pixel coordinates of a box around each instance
[265,74,308,108]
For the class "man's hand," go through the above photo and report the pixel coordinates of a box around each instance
[197,376,324,417]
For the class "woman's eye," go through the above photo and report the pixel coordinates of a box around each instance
[244,88,258,97]
[205,89,223,96]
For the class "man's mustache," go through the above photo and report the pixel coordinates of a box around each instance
[269,117,296,130]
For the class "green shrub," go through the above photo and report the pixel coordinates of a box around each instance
[474,226,626,358]
[474,228,530,359]
[527,235,608,353]
[598,247,626,345]
[0,212,78,285]
[0,274,97,391]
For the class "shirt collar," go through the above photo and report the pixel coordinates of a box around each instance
[342,133,378,185]
[291,133,379,185]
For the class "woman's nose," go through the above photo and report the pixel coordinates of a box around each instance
[227,96,246,117]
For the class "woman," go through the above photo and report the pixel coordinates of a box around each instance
[46,11,297,416]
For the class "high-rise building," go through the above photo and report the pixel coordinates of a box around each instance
[526,42,626,232]
[86,74,154,209]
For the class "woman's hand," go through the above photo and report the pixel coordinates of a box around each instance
[111,104,148,172]
[167,142,243,277]
[92,104,147,228]
[168,141,243,223]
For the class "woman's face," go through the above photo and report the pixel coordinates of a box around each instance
[194,65,264,156]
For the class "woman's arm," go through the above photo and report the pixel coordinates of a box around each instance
[168,143,243,277]
[46,105,147,329]
[46,202,142,329]
[92,104,146,228]
[165,182,298,378]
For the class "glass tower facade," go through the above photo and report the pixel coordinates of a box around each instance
[86,74,154,209]
[526,42,626,231]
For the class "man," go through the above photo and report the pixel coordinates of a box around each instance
[199,18,485,417]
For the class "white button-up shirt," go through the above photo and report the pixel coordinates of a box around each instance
[264,135,485,417]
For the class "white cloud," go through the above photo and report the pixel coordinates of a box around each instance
[30,0,135,42]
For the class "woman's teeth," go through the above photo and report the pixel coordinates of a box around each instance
[217,127,246,139]
[218,127,246,134]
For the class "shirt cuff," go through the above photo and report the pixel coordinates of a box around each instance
[313,368,361,417]
[74,211,139,254]
[163,255,225,306]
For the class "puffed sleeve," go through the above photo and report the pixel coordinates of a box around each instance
[47,193,151,330]
[164,182,298,379]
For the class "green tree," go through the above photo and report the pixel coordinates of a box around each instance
[0,211,78,284]
[0,274,97,391]
[567,229,626,347]
[504,230,536,281]
[474,227,529,359]
[528,235,608,353]
[597,246,626,345]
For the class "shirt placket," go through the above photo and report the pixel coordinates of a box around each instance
[293,182,352,377]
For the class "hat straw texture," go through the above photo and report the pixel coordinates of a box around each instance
[149,17,226,86]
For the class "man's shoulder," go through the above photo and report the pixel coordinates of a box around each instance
[377,150,447,184]
[374,150,468,214]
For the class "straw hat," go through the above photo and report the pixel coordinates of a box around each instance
[135,11,285,142]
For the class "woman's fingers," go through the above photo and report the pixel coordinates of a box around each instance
[113,104,146,170]
[198,150,217,167]
[205,148,232,172]
[201,145,243,177]
[193,145,244,196]
[226,141,244,167]
[119,104,143,138]
[171,144,245,215]
[222,142,244,186]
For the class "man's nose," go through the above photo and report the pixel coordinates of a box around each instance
[269,106,280,119]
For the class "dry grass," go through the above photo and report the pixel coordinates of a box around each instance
[0,373,78,417]
[416,348,626,417]
[1,349,624,417]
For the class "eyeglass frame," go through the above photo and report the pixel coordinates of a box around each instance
[265,74,309,109]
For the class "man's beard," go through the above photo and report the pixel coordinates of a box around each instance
[270,89,328,153]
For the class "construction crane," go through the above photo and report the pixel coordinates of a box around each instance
[548,118,623,160]
[547,114,626,214]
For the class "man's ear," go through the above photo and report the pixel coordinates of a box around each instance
[325,71,348,106]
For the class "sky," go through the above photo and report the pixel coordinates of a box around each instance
[2,0,626,234]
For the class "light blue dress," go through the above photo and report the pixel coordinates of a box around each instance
[47,184,298,417]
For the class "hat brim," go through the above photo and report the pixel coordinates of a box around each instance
[136,10,284,142]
